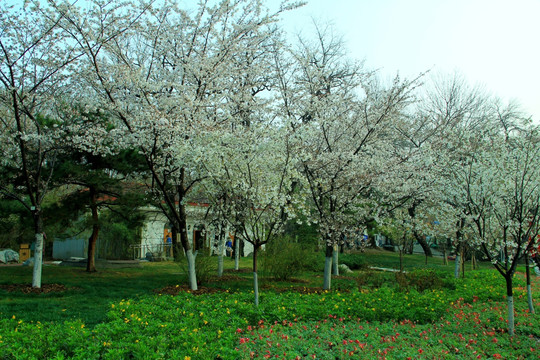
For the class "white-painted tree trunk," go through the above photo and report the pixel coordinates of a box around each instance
[332,247,339,276]
[507,296,515,336]
[253,272,259,306]
[454,254,460,279]
[527,285,535,314]
[217,238,225,277]
[32,233,44,288]
[323,256,332,290]
[234,239,240,271]
[186,249,198,291]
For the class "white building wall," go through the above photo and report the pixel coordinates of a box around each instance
[138,204,254,258]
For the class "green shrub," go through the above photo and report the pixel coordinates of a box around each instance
[260,236,313,280]
[178,253,214,286]
[298,250,326,272]
[395,269,453,292]
[339,253,368,270]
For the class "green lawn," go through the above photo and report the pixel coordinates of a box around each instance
[0,250,513,325]
[1,250,538,359]
[0,258,253,325]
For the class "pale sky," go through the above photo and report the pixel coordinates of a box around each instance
[279,0,540,121]
[4,0,538,119]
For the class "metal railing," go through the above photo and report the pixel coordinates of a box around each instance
[129,243,173,260]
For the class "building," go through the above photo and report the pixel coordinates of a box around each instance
[53,202,254,260]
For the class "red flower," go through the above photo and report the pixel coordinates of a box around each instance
[493,354,502,359]
[418,349,424,354]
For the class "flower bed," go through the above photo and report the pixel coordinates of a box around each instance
[0,271,538,359]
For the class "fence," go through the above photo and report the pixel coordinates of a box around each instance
[129,243,173,260]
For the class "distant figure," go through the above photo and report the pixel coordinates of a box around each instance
[226,239,233,258]
[166,234,173,257]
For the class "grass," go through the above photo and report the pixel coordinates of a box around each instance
[361,249,489,271]
[0,256,261,325]
[0,250,524,327]
[0,250,538,359]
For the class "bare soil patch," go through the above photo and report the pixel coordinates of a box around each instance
[153,285,228,295]
[0,283,71,294]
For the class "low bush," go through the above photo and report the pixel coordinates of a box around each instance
[298,250,325,272]
[356,269,392,289]
[260,237,315,280]
[178,253,215,286]
[339,253,367,270]
[395,269,453,292]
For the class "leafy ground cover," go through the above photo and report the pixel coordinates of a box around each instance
[0,252,538,359]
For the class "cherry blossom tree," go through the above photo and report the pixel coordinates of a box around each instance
[54,0,299,290]
[274,23,419,289]
[462,124,540,336]
[0,1,83,287]
[203,123,302,305]
[418,73,497,277]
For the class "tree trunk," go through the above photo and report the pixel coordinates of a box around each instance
[332,245,339,276]
[323,243,333,290]
[175,181,198,290]
[525,254,535,314]
[234,237,240,271]
[87,187,99,273]
[253,245,260,306]
[179,205,197,290]
[505,274,515,336]
[399,249,404,272]
[405,239,414,254]
[32,210,44,288]
[443,247,448,266]
[185,249,198,291]
[217,252,224,277]
[460,247,465,278]
[471,253,477,270]
[408,203,432,256]
[217,235,225,278]
[171,226,182,261]
[454,253,460,279]
[415,231,433,257]
[240,238,245,257]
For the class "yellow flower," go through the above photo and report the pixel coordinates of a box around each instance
[184,357,191,360]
